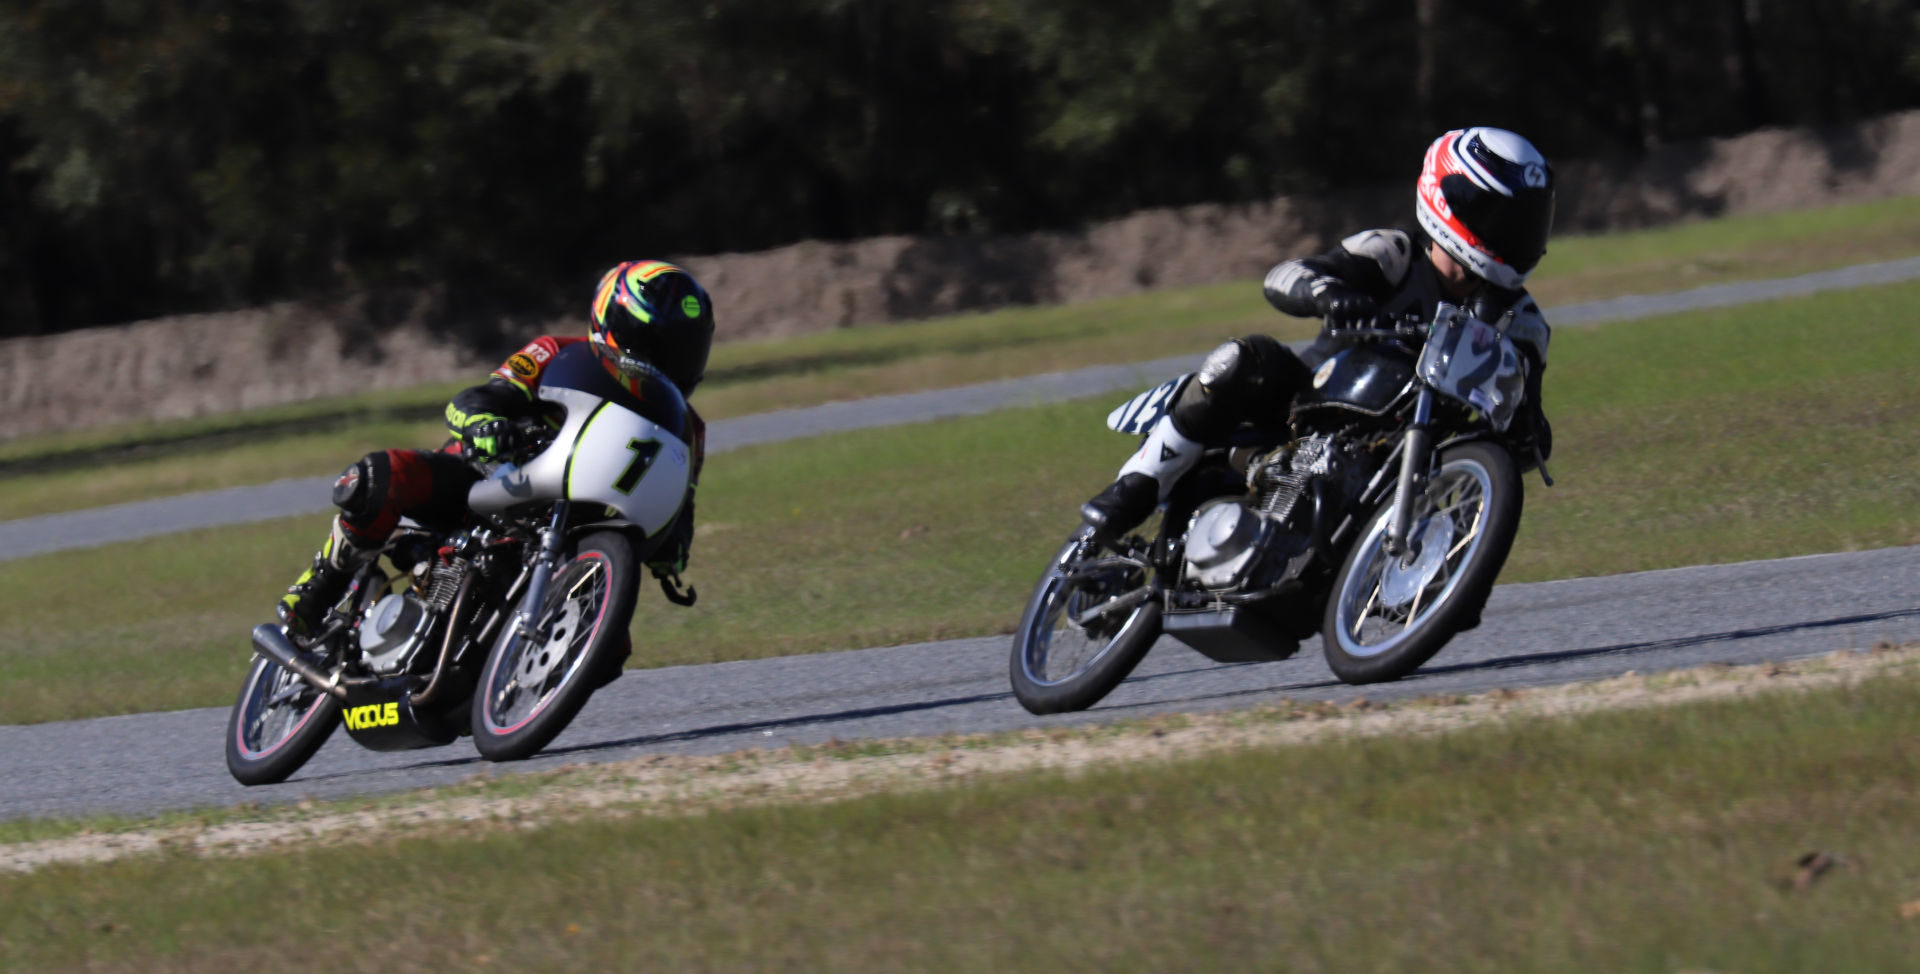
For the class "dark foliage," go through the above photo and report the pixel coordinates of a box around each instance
[2,0,1916,335]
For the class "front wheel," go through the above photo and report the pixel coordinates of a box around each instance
[1009,528,1164,715]
[472,532,639,761]
[225,650,341,786]
[1323,440,1523,685]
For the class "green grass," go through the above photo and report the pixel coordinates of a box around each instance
[1531,193,1920,300]
[8,196,1920,518]
[9,669,1920,972]
[4,278,1920,724]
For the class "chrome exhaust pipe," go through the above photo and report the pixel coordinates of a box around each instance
[250,624,349,702]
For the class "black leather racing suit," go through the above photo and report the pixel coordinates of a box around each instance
[1169,227,1553,459]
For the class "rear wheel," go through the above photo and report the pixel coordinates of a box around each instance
[225,650,341,786]
[1009,528,1163,714]
[472,532,639,761]
[1323,440,1522,684]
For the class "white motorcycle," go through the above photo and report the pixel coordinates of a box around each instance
[226,343,698,785]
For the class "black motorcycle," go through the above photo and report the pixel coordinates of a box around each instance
[1010,303,1549,714]
[225,343,699,785]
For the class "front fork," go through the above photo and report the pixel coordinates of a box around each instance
[513,501,571,640]
[1384,387,1435,559]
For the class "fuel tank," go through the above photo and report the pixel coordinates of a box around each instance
[1291,343,1417,419]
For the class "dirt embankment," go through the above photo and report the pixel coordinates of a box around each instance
[8,111,1920,440]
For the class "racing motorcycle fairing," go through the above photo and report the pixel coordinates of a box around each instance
[1416,305,1526,431]
[468,343,693,537]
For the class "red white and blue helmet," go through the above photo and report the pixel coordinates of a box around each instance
[1415,127,1556,290]
[589,260,715,394]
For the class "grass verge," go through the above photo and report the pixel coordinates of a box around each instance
[8,195,1920,516]
[7,644,1912,865]
[7,650,1920,972]
[4,278,1920,723]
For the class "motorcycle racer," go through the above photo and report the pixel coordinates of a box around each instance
[1081,127,1558,540]
[279,260,715,636]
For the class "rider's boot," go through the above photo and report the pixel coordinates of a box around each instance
[1080,413,1204,540]
[278,516,379,636]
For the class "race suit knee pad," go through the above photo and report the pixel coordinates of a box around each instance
[330,452,391,522]
[1170,340,1248,439]
[1174,336,1307,439]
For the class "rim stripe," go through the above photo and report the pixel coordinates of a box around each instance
[234,657,326,760]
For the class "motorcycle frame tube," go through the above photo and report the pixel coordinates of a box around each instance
[1384,387,1437,558]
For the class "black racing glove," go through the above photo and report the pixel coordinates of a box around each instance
[1314,283,1384,332]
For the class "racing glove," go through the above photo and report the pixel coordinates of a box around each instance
[446,405,515,460]
[1314,283,1384,332]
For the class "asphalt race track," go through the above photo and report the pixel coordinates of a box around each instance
[5,544,1916,822]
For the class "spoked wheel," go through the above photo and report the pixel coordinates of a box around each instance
[472,531,638,761]
[1324,440,1522,685]
[225,648,342,786]
[1009,526,1164,715]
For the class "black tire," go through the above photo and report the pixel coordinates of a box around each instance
[1009,529,1163,714]
[225,653,342,786]
[472,531,639,761]
[1322,440,1523,685]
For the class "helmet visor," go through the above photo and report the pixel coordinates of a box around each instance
[1440,173,1554,276]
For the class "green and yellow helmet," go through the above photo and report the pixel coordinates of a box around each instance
[589,260,715,394]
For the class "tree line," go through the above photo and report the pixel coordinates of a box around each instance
[2,0,1916,337]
